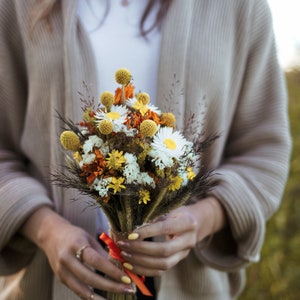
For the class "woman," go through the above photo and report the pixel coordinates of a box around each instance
[0,0,291,299]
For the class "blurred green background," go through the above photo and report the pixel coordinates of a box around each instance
[241,70,300,299]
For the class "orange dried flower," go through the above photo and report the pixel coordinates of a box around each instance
[114,83,134,105]
[80,149,106,185]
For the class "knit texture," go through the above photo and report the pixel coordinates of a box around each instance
[0,0,291,299]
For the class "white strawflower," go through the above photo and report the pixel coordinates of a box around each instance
[95,105,128,132]
[151,127,188,160]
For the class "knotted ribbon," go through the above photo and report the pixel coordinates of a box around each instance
[99,232,153,296]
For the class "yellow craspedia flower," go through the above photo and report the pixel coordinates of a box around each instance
[115,68,131,85]
[98,119,113,135]
[161,112,176,127]
[140,120,158,137]
[100,91,114,108]
[137,92,150,105]
[168,176,183,191]
[60,131,80,151]
[138,189,151,205]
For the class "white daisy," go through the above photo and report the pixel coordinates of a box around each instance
[151,127,188,160]
[147,103,161,115]
[95,105,128,131]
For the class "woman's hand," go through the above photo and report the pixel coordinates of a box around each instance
[117,197,227,277]
[20,206,134,299]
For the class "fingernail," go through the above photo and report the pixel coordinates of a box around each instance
[124,287,135,294]
[128,233,139,240]
[123,262,134,270]
[121,275,131,285]
[121,251,132,258]
[117,240,128,247]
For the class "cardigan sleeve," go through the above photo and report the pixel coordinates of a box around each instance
[194,0,291,271]
[0,1,53,275]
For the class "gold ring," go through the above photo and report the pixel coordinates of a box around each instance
[75,245,90,262]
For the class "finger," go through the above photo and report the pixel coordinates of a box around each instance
[57,263,95,299]
[121,249,190,276]
[68,249,133,294]
[81,245,130,283]
[88,235,107,255]
[118,234,193,257]
[134,212,198,240]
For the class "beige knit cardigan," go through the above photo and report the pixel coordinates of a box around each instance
[0,0,291,299]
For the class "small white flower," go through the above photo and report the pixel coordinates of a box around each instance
[92,178,112,197]
[178,166,189,187]
[138,172,155,188]
[124,153,136,164]
[123,153,140,184]
[122,126,138,137]
[79,153,95,167]
[100,142,110,156]
[83,135,104,154]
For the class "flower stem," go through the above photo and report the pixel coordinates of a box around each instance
[143,187,168,223]
[122,85,125,105]
[119,195,132,232]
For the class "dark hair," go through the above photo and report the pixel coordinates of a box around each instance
[140,0,173,36]
[33,0,173,36]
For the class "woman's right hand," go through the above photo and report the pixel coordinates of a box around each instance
[20,206,134,299]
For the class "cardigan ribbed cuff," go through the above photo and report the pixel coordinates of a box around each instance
[194,169,264,271]
[0,176,53,275]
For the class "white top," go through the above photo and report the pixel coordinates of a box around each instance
[77,0,162,232]
[77,0,162,104]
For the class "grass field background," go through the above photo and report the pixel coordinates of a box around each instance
[241,70,300,299]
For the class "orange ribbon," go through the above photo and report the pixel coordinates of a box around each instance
[99,232,153,297]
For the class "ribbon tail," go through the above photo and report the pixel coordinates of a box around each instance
[100,232,122,260]
[125,269,153,297]
[100,232,153,296]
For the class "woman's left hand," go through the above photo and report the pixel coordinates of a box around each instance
[117,197,227,277]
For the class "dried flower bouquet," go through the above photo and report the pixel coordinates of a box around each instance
[55,68,216,299]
